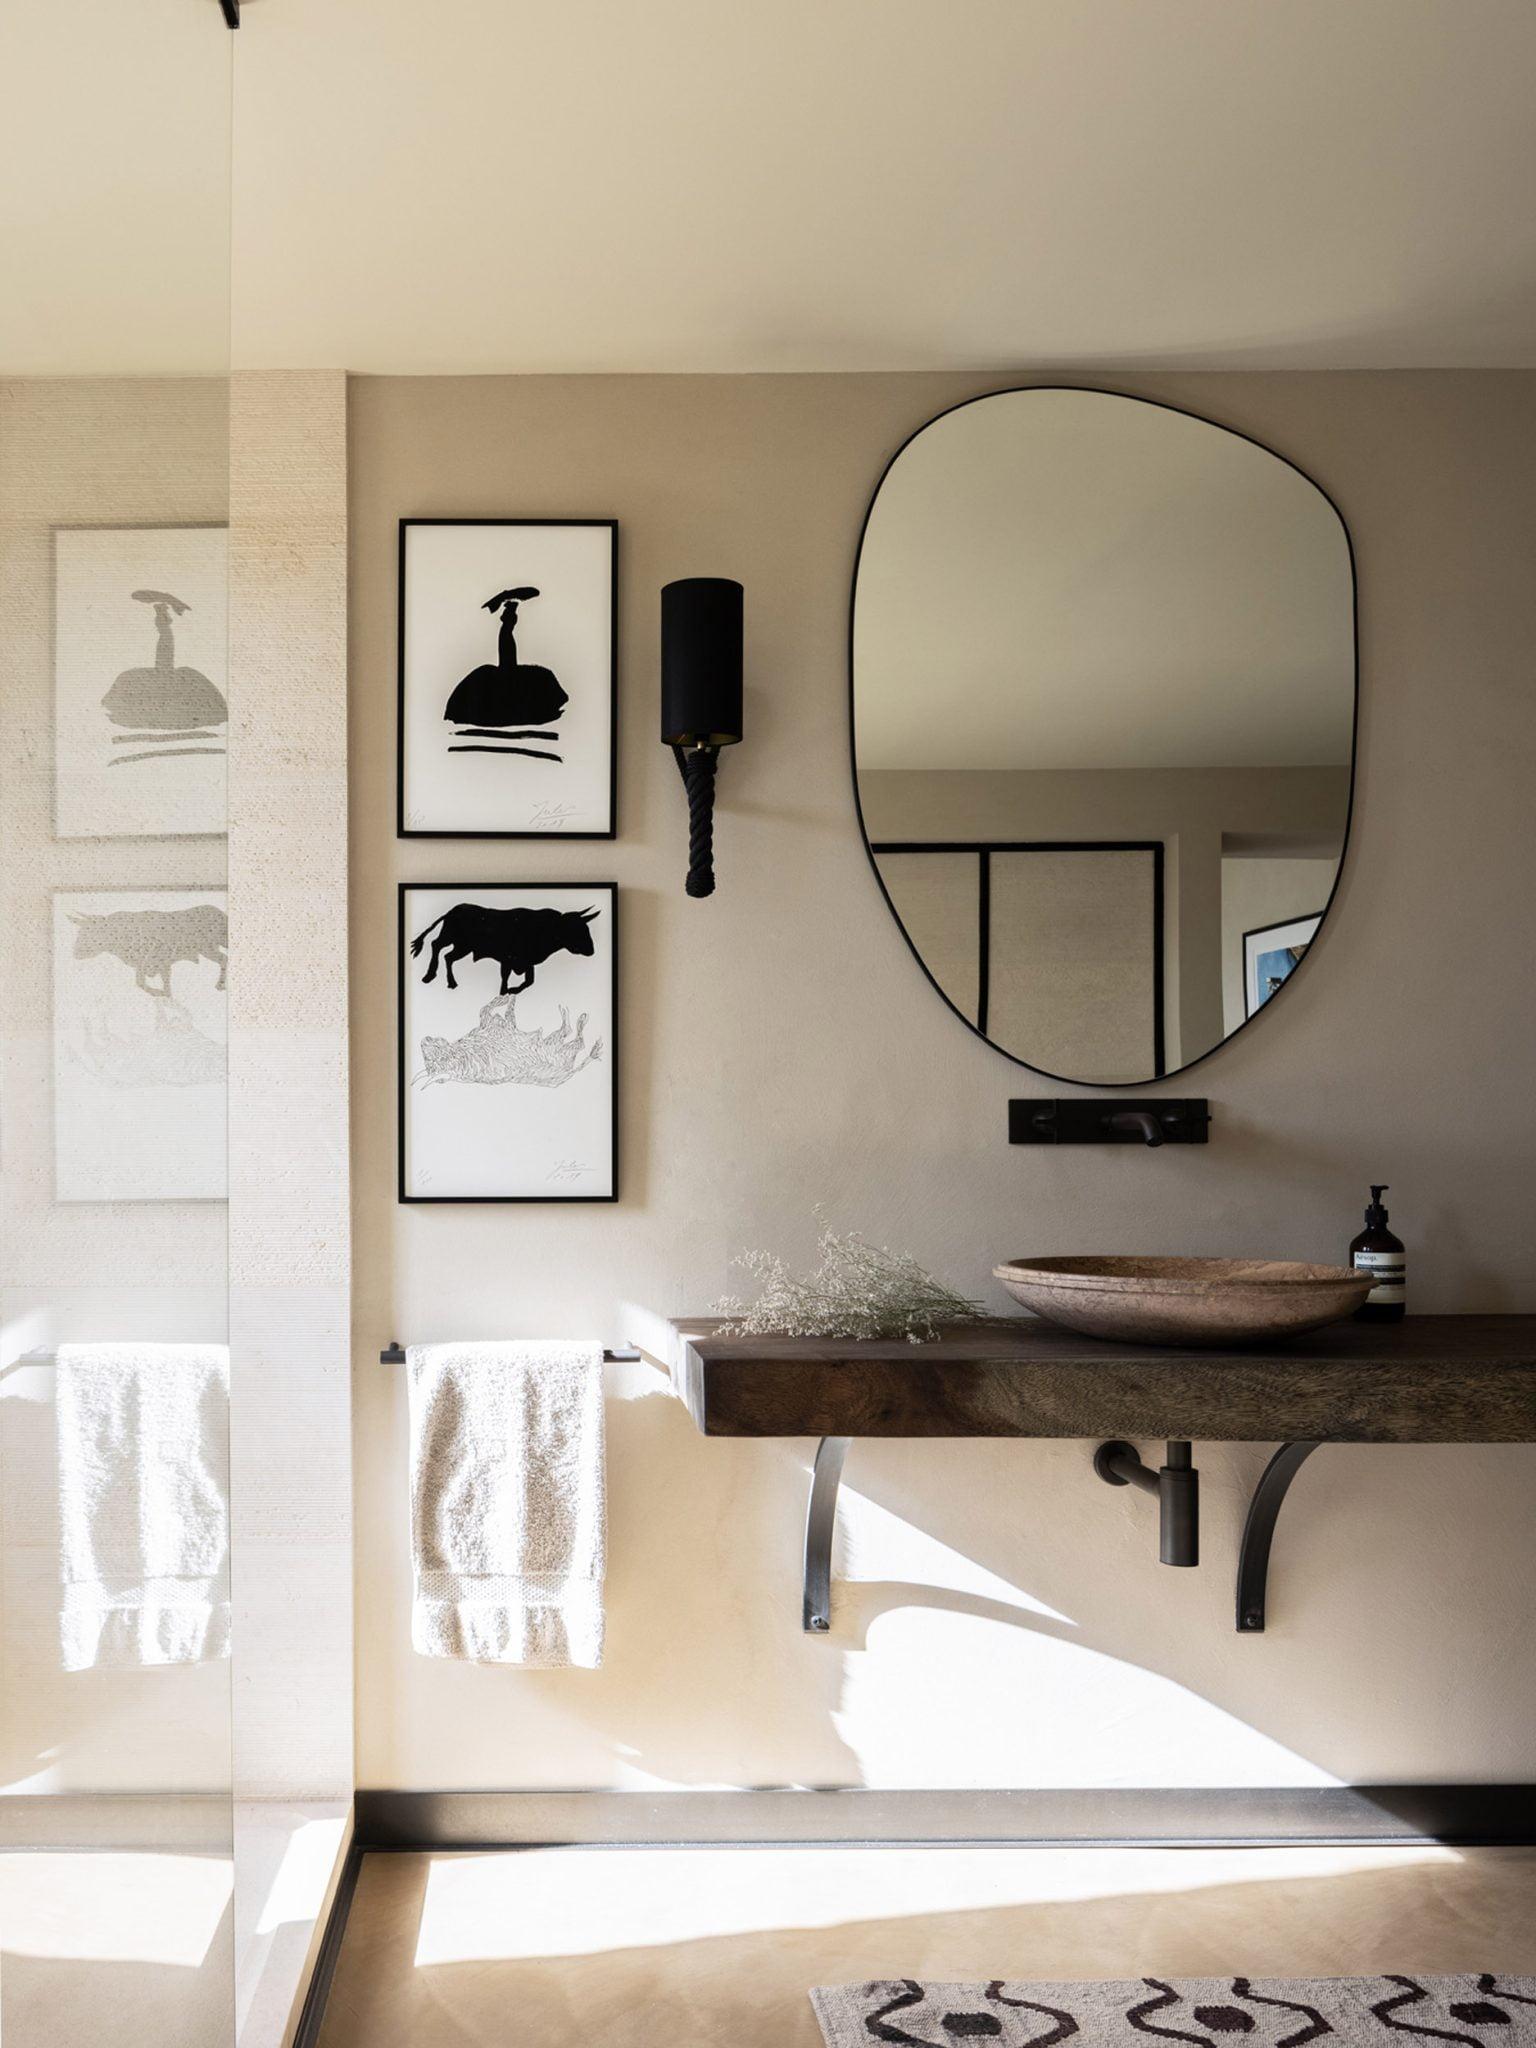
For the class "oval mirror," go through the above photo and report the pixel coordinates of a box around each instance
[851,388,1356,1085]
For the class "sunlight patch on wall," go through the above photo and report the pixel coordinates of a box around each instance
[837,1485,1076,1623]
[833,1606,1344,1790]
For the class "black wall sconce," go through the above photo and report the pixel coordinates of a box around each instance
[661,577,743,898]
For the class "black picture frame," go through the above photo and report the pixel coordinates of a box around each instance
[848,383,1360,1089]
[397,518,618,841]
[871,839,1166,1079]
[397,881,619,1204]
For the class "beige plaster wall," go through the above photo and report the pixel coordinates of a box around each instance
[350,370,1536,1793]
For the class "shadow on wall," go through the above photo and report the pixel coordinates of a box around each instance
[422,1369,1536,1791]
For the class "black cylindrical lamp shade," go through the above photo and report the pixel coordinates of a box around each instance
[661,578,743,747]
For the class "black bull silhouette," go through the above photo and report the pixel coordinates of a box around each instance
[410,902,598,996]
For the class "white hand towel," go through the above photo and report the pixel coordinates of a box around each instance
[407,1341,605,1667]
[55,1343,231,1672]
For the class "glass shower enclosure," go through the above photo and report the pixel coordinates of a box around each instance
[1,1,236,2041]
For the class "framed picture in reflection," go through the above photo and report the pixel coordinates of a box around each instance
[53,888,228,1202]
[1243,912,1322,1019]
[53,525,228,840]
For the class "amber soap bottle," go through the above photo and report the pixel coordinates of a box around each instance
[1351,1184,1406,1321]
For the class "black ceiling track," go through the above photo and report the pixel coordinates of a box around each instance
[219,0,239,26]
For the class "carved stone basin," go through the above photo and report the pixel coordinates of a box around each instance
[992,1255,1372,1348]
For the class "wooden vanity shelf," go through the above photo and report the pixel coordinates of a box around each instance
[669,1314,1536,1635]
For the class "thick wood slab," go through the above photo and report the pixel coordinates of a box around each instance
[670,1315,1536,1443]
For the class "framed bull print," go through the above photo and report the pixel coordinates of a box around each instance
[398,519,617,839]
[398,883,617,1202]
[54,524,229,841]
[53,888,228,1202]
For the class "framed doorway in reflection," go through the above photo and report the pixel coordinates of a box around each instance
[870,839,1165,1084]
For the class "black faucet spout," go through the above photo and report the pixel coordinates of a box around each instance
[1102,1109,1164,1147]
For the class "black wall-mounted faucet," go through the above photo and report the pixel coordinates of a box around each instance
[1101,1109,1165,1147]
[1009,1099,1211,1147]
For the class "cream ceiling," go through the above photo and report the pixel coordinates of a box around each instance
[3,0,1536,375]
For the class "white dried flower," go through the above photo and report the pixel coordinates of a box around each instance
[716,1217,987,1344]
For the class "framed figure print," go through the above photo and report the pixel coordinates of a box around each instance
[399,883,617,1202]
[54,888,228,1201]
[1244,911,1323,1019]
[54,525,228,840]
[398,519,616,838]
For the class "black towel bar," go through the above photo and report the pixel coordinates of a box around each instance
[380,1341,641,1364]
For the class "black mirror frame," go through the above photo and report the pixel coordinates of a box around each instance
[847,383,1360,1090]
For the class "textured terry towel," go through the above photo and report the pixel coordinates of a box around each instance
[811,1976,1536,2048]
[408,1341,605,1667]
[55,1343,231,1671]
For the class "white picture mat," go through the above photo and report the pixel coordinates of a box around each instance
[54,526,228,840]
[54,890,228,1202]
[401,523,614,836]
[401,885,615,1200]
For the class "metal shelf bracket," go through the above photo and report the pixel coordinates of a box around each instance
[803,1436,851,1632]
[1236,1440,1322,1633]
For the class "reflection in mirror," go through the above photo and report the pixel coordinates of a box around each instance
[852,388,1355,1084]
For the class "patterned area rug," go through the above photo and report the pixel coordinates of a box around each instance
[811,1976,1536,2048]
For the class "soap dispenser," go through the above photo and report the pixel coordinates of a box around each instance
[1350,1184,1405,1322]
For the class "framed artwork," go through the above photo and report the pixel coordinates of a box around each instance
[398,883,617,1202]
[54,889,228,1202]
[398,519,617,839]
[54,525,228,840]
[1244,911,1322,1018]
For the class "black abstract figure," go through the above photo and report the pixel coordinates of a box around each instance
[71,904,229,997]
[862,1982,944,2047]
[103,590,227,766]
[1371,1980,1498,2048]
[1126,1981,1225,2048]
[411,901,597,995]
[445,587,567,759]
[984,1984,1078,2048]
[1226,1980,1329,2047]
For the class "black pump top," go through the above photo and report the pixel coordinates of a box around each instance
[1365,1184,1390,1227]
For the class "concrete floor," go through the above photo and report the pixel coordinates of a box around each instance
[315,1842,1536,2048]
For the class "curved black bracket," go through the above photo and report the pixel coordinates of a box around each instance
[1094,1440,1199,1566]
[1236,1441,1322,1633]
[803,1436,851,1632]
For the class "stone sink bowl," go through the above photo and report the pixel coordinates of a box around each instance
[992,1255,1373,1348]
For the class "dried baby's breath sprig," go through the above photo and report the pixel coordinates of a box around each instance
[715,1217,986,1344]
